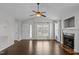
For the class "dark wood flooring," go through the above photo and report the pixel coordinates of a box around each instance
[0,40,75,55]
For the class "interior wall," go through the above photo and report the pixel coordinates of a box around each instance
[0,10,17,51]
[22,22,30,39]
[14,19,22,41]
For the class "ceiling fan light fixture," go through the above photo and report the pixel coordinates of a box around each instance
[30,3,46,17]
[36,13,41,17]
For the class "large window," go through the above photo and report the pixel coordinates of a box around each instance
[36,22,50,39]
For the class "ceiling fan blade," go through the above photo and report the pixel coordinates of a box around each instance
[42,15,46,17]
[30,14,35,16]
[32,10,36,13]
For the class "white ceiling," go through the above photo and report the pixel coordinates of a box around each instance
[0,3,79,20]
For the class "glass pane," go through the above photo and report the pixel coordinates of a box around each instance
[36,23,49,39]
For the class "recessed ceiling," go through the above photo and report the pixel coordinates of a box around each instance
[0,3,79,20]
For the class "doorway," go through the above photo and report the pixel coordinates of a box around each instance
[54,20,61,42]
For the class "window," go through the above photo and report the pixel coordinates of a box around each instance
[30,24,32,38]
[36,22,50,39]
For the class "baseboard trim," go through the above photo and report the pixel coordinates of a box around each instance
[21,39,54,41]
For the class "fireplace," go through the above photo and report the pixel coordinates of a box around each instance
[63,33,74,49]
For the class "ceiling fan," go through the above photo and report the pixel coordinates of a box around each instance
[30,3,46,17]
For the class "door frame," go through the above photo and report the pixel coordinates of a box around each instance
[53,20,61,43]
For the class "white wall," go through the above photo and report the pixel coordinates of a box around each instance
[0,10,17,51]
[22,22,30,39]
[14,19,22,41]
[22,17,54,40]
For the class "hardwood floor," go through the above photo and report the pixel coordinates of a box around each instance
[0,40,74,55]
